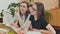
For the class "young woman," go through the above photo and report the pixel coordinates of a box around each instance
[25,2,56,34]
[10,1,30,30]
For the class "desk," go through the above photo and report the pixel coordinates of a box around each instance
[0,24,17,34]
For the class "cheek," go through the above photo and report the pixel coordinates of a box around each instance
[33,11,37,15]
[20,8,26,12]
[30,11,35,15]
[20,7,24,11]
[24,8,27,11]
[30,9,33,12]
[29,9,33,13]
[29,9,32,13]
[23,7,27,11]
[23,8,27,13]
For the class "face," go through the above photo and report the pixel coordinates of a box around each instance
[30,4,37,15]
[29,7,33,14]
[20,3,28,15]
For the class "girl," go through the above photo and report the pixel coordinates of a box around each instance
[26,2,56,34]
[11,1,30,31]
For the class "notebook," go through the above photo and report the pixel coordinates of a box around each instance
[26,31,41,34]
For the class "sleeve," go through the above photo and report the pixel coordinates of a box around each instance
[29,16,31,21]
[41,17,48,27]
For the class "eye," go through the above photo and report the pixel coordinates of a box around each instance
[20,5,26,8]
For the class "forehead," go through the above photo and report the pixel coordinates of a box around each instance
[21,3,27,6]
[32,4,37,9]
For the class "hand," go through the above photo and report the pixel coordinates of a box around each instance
[21,30,25,34]
[16,28,22,34]
[15,9,20,18]
[11,23,19,28]
[17,29,25,34]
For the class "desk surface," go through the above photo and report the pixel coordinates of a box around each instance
[0,24,17,34]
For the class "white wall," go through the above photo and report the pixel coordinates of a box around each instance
[0,0,19,24]
[38,0,58,10]
[19,0,58,10]
[0,0,19,13]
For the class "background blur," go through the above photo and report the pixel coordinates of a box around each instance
[0,0,60,34]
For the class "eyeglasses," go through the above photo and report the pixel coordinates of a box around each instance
[31,7,37,11]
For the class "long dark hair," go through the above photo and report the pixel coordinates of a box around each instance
[19,1,30,20]
[34,2,45,18]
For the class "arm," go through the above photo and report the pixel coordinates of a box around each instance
[10,22,19,28]
[16,21,31,34]
[46,24,56,34]
[18,15,24,28]
[39,17,56,34]
[23,21,31,33]
[32,24,56,34]
[39,24,56,34]
[15,10,24,27]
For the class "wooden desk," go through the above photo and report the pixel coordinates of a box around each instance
[0,24,17,34]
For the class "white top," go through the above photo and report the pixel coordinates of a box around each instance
[22,14,31,29]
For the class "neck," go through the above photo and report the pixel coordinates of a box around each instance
[34,14,38,20]
[21,12,26,16]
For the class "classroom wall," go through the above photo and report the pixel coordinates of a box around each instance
[19,0,58,10]
[38,0,58,10]
[0,0,19,13]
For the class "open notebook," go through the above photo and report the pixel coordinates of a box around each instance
[26,31,41,34]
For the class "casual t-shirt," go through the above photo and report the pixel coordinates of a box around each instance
[29,15,48,30]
